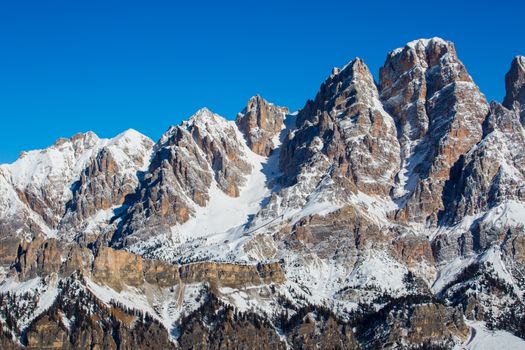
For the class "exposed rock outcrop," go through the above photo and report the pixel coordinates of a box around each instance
[115,108,252,248]
[0,130,153,244]
[443,102,525,224]
[7,237,286,292]
[356,298,469,349]
[0,132,106,239]
[503,56,525,119]
[236,95,288,156]
[59,129,153,242]
[380,38,489,223]
[280,58,400,197]
[26,316,69,349]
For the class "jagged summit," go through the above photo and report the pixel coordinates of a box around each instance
[503,55,525,111]
[405,36,449,48]
[279,56,399,198]
[380,35,488,223]
[236,94,288,156]
[185,107,219,124]
[1,38,525,350]
[181,108,239,145]
[111,128,149,141]
[331,56,366,75]
[388,37,451,57]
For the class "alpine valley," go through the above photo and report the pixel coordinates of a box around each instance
[1,38,525,350]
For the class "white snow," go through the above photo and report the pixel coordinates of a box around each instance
[0,128,153,240]
[85,277,205,342]
[432,244,523,298]
[106,128,154,173]
[4,131,104,190]
[282,173,342,226]
[481,200,525,228]
[432,255,476,294]
[388,37,448,56]
[0,276,60,330]
[1,128,152,200]
[516,56,525,72]
[59,311,74,332]
[460,321,525,350]
[218,287,251,310]
[165,111,309,258]
[0,276,42,294]
[352,191,398,224]
[173,144,270,243]
[86,278,157,316]
[346,250,408,293]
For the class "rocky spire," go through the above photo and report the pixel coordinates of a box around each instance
[503,56,525,121]
[280,58,400,196]
[236,95,288,156]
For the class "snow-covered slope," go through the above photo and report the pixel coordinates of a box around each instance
[461,322,525,350]
[0,129,153,242]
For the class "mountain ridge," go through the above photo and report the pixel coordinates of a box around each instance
[1,37,525,349]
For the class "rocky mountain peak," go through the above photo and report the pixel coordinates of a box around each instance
[380,37,473,142]
[387,37,460,72]
[236,95,289,156]
[503,56,525,116]
[69,130,100,144]
[185,107,219,125]
[181,108,245,152]
[0,131,107,230]
[280,57,400,196]
[57,130,154,242]
[111,128,150,143]
[380,37,489,223]
[295,57,379,128]
[107,128,153,164]
[0,129,154,242]
[112,107,253,251]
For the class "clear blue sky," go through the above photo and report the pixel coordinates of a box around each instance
[1,0,524,163]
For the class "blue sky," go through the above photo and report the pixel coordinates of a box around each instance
[0,0,524,163]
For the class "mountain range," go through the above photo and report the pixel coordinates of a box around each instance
[1,37,525,349]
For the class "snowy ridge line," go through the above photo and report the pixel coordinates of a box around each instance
[244,214,285,235]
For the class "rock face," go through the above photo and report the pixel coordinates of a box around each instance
[26,316,69,349]
[236,95,289,156]
[0,132,105,239]
[503,56,525,117]
[92,246,145,290]
[60,130,153,242]
[6,237,286,291]
[380,38,489,223]
[280,58,400,197]
[357,298,469,349]
[0,130,153,243]
[1,38,525,349]
[114,108,252,249]
[429,57,525,262]
[443,102,525,224]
